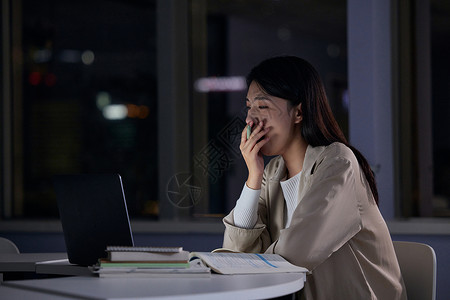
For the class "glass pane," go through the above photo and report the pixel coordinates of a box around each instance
[18,0,157,218]
[11,0,347,220]
[190,0,348,219]
[431,1,450,216]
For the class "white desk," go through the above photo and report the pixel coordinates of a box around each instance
[0,253,68,272]
[0,285,73,300]
[0,252,93,279]
[2,272,306,300]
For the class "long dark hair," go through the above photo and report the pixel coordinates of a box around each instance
[247,56,379,205]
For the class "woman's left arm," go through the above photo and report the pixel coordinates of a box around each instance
[265,154,363,271]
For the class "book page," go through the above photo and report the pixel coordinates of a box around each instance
[193,252,308,275]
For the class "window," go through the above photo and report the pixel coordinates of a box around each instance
[184,0,349,219]
[2,0,349,221]
[2,0,158,218]
[430,0,450,216]
[394,0,450,217]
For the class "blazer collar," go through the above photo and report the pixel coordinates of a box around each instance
[270,156,287,181]
[269,144,327,181]
[303,144,326,175]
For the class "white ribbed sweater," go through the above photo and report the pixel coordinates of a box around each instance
[233,171,301,229]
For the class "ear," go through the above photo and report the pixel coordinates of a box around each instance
[294,103,303,124]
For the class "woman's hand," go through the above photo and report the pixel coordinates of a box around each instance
[240,121,270,190]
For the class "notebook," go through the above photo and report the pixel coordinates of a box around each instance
[54,174,134,266]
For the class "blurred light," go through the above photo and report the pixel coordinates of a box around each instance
[29,72,42,86]
[342,89,349,110]
[59,50,81,63]
[33,49,52,63]
[138,105,150,119]
[127,104,150,119]
[194,76,246,93]
[127,104,139,118]
[96,92,112,110]
[102,104,128,120]
[81,50,95,65]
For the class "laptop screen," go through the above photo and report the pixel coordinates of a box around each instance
[54,174,134,266]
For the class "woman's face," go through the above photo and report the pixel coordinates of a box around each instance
[245,81,301,156]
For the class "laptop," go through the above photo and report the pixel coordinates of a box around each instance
[54,174,134,266]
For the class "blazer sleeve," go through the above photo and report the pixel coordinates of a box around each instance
[265,154,363,271]
[222,169,273,253]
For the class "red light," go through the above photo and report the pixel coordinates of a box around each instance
[29,72,41,86]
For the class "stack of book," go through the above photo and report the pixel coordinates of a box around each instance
[93,246,210,277]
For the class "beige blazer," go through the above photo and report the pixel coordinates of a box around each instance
[223,142,406,300]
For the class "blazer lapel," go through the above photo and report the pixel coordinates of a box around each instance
[267,157,287,232]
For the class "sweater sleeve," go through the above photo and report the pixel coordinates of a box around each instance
[222,165,274,253]
[233,184,260,228]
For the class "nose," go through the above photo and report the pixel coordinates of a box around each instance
[245,107,260,125]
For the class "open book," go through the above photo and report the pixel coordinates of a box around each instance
[190,252,308,275]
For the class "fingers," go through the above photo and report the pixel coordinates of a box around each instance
[241,121,253,145]
[239,121,269,181]
[252,133,270,152]
[245,121,263,140]
[240,121,269,152]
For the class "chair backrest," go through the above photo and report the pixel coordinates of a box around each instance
[0,237,20,253]
[393,241,436,300]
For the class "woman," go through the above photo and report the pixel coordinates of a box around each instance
[222,56,406,299]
